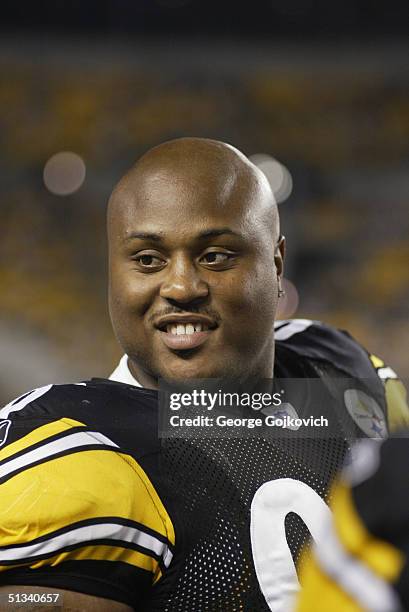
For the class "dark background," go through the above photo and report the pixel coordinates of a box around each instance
[2,0,409,38]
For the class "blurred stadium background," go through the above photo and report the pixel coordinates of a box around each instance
[1,0,408,403]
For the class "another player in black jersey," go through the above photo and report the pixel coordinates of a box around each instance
[297,435,409,612]
[0,138,408,611]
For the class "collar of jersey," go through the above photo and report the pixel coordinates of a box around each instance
[109,355,142,388]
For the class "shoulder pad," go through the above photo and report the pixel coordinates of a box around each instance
[1,379,156,417]
[0,382,174,604]
[274,319,376,379]
[0,380,158,451]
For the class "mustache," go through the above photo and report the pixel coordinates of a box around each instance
[148,306,221,325]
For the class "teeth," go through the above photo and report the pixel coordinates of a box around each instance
[165,322,209,334]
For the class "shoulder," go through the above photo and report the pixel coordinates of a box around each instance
[0,379,159,447]
[275,319,409,432]
[274,319,374,378]
[275,317,404,385]
[0,380,174,606]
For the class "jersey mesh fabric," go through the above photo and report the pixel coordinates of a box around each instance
[145,358,376,611]
[155,433,348,612]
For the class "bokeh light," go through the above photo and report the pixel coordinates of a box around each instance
[43,152,86,196]
[276,278,300,320]
[250,154,293,204]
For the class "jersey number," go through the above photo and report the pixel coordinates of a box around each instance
[250,478,331,612]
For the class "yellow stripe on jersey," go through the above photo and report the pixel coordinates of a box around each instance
[0,421,174,580]
[118,452,175,548]
[385,379,409,431]
[298,554,363,612]
[370,355,385,369]
[1,544,157,574]
[0,418,85,461]
[369,354,409,431]
[332,482,404,581]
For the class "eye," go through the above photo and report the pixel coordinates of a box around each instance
[199,251,236,268]
[133,252,166,270]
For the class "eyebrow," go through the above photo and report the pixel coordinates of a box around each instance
[124,232,163,242]
[124,228,242,242]
[197,228,241,239]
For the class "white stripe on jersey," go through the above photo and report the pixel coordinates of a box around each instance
[0,385,53,420]
[0,430,119,480]
[0,521,173,568]
[274,319,314,341]
[377,366,398,381]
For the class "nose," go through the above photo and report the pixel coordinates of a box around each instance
[159,254,209,305]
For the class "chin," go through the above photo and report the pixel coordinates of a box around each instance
[161,359,241,382]
[161,367,216,382]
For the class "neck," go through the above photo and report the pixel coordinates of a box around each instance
[128,359,159,390]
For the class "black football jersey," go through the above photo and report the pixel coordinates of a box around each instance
[0,320,407,611]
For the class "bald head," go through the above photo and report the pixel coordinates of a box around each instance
[108,137,280,243]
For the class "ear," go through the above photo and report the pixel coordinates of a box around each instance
[274,235,286,279]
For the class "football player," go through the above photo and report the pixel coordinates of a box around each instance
[0,138,407,611]
[297,435,409,612]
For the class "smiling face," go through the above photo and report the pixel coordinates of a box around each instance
[108,138,284,388]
